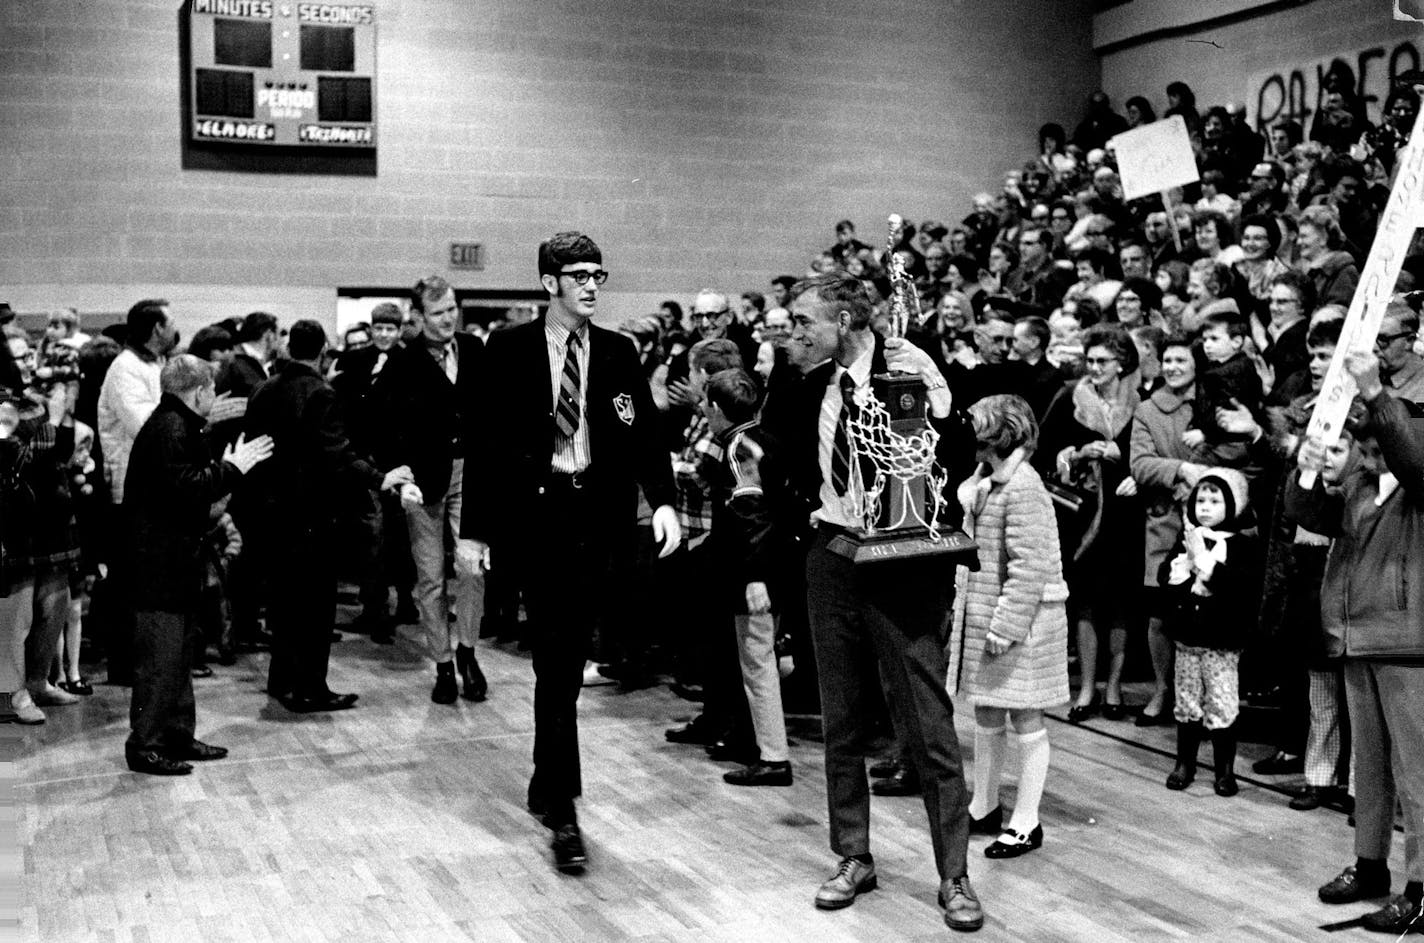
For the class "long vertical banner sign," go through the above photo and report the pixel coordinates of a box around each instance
[1299,98,1424,488]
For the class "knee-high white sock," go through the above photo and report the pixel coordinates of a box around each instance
[1008,728,1050,835]
[968,724,1007,820]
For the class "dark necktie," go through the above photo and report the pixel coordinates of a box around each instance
[555,329,583,439]
[831,370,857,496]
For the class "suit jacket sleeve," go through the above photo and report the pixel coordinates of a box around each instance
[460,331,510,543]
[308,384,384,492]
[620,336,674,510]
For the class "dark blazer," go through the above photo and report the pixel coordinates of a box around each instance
[331,344,399,464]
[243,361,384,528]
[380,333,483,500]
[212,351,269,449]
[461,318,674,546]
[760,336,976,532]
[124,394,242,611]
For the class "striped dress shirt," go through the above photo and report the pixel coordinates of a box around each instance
[545,317,591,473]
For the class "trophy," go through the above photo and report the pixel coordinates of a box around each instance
[827,215,978,565]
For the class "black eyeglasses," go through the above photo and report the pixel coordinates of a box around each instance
[561,270,609,286]
[691,309,730,321]
[1376,330,1416,347]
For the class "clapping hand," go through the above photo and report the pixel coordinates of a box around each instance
[1180,429,1206,450]
[207,392,247,424]
[381,465,414,492]
[665,379,697,408]
[398,482,424,508]
[1214,399,1260,438]
[222,434,274,474]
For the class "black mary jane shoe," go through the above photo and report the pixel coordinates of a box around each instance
[60,678,94,696]
[984,825,1043,859]
[1101,699,1127,721]
[1066,701,1100,723]
[968,804,1004,836]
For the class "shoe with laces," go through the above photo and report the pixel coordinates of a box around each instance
[814,857,877,909]
[939,875,985,931]
[723,760,792,787]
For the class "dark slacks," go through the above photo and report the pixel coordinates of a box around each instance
[127,610,199,752]
[806,526,970,880]
[517,479,619,826]
[266,524,337,700]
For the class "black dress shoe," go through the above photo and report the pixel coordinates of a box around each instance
[723,760,792,787]
[127,750,193,776]
[969,805,1003,835]
[1101,702,1127,721]
[59,678,94,696]
[216,647,238,667]
[869,757,904,778]
[984,824,1043,859]
[871,768,921,797]
[665,720,720,745]
[1362,894,1424,933]
[1214,774,1239,797]
[1067,702,1099,722]
[456,645,487,702]
[1165,763,1196,791]
[168,739,229,762]
[1251,751,1303,775]
[551,824,588,873]
[706,739,759,764]
[1290,785,1346,811]
[1319,864,1391,904]
[432,662,458,704]
[669,681,705,703]
[1134,707,1170,727]
[284,692,358,713]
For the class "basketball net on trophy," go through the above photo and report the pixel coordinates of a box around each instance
[827,214,975,564]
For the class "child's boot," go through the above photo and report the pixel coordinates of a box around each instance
[1212,724,1239,796]
[1166,722,1201,790]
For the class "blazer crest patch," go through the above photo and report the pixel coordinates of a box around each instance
[613,392,635,425]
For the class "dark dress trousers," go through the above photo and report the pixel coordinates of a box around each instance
[244,361,384,700]
[123,394,243,752]
[462,319,673,823]
[762,339,977,881]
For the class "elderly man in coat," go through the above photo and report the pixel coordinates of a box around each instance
[123,355,272,776]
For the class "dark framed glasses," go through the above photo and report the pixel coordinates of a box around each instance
[561,269,609,286]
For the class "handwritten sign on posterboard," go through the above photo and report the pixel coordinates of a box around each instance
[1299,100,1424,488]
[1111,115,1200,201]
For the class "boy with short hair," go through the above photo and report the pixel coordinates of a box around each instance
[702,367,793,787]
[1184,310,1263,468]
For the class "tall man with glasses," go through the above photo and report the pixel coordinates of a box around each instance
[458,231,680,874]
[1005,225,1069,312]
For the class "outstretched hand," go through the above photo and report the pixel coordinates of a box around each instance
[222,433,274,474]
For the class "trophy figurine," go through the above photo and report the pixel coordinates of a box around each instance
[827,214,978,565]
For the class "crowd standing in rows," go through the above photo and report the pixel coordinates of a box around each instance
[5,70,1424,936]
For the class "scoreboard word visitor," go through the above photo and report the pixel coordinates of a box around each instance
[184,0,377,150]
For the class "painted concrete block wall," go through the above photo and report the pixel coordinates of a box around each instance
[1,0,1096,334]
[1100,0,1421,131]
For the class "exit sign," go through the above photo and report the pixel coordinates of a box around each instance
[449,242,484,270]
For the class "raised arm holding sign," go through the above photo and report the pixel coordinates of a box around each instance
[1299,90,1424,488]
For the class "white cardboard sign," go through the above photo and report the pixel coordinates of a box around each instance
[1111,115,1200,201]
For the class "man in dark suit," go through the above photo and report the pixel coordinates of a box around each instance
[124,355,273,774]
[217,310,281,652]
[381,276,489,704]
[244,320,412,713]
[763,272,984,932]
[458,231,680,874]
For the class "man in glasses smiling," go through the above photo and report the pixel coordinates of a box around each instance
[458,231,680,875]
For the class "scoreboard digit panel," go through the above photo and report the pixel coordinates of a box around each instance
[185,1,377,149]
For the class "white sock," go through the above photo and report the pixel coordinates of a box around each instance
[1007,728,1050,836]
[968,724,1007,820]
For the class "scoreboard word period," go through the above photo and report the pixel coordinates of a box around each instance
[185,0,377,150]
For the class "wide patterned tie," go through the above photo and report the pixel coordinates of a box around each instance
[831,370,856,497]
[555,328,583,439]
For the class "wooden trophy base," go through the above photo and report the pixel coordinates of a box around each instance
[827,526,979,567]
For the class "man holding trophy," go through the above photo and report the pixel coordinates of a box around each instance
[767,227,983,931]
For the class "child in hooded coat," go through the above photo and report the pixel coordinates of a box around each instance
[1158,467,1262,797]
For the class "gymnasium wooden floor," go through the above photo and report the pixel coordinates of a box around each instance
[11,626,1385,942]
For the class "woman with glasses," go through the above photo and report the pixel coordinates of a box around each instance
[1038,324,1144,723]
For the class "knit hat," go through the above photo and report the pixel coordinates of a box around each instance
[1187,466,1251,529]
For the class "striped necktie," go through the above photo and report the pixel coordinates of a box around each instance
[831,370,856,497]
[555,328,583,439]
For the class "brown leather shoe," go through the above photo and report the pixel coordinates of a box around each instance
[940,875,985,931]
[814,857,877,909]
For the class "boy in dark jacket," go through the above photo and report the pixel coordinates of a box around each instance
[1159,466,1260,797]
[1184,311,1263,469]
[1289,350,1424,935]
[703,368,792,787]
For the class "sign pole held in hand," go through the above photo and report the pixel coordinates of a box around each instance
[1298,86,1424,489]
[1162,192,1182,252]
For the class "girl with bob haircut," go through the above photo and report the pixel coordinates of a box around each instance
[949,394,1070,860]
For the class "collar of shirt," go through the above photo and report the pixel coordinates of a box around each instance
[545,316,587,348]
[838,342,875,391]
[1386,354,1424,391]
[239,342,269,373]
[1377,472,1400,507]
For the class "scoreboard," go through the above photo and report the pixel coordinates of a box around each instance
[184,0,377,149]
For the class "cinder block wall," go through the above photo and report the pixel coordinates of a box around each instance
[1,0,1097,334]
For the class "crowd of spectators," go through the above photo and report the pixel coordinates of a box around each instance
[5,64,1424,933]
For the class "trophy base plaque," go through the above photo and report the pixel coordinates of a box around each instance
[827,525,979,567]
